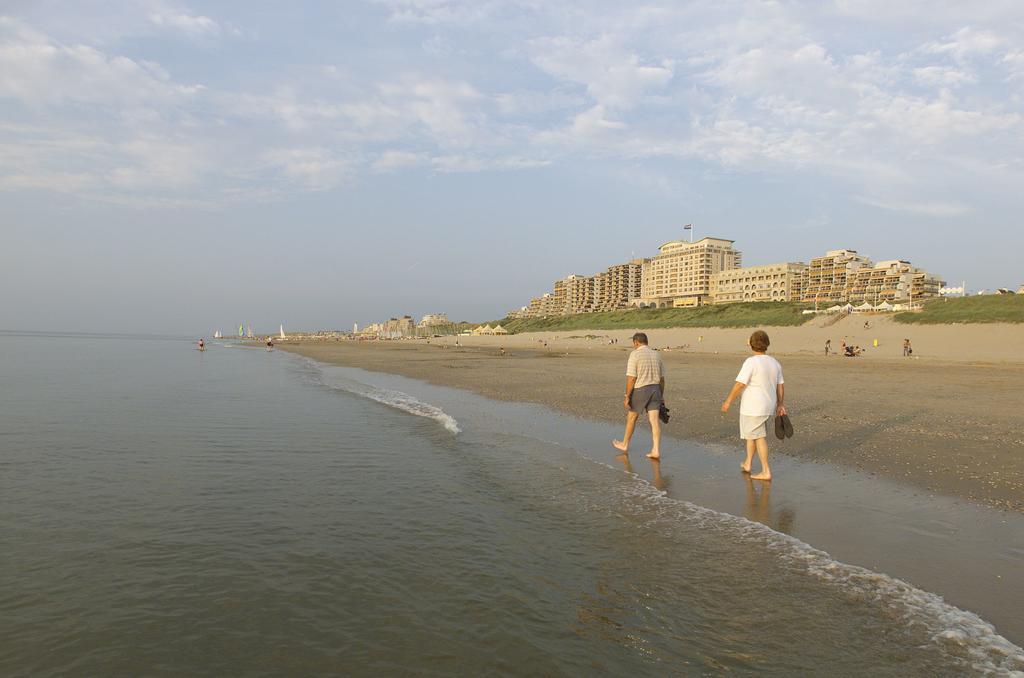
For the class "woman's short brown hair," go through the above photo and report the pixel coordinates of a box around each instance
[749,330,770,352]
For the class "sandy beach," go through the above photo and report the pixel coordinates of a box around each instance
[281,316,1024,512]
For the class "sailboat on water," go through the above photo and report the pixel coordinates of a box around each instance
[279,324,286,340]
[246,324,253,339]
[214,330,222,339]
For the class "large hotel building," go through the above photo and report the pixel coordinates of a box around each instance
[635,237,742,308]
[507,233,944,319]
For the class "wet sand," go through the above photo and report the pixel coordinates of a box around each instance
[280,337,1024,512]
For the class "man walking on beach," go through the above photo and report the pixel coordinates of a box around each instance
[613,332,666,459]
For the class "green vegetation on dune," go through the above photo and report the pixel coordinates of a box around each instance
[894,295,1024,324]
[495,302,814,333]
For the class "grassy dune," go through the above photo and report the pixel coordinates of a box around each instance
[895,295,1024,324]
[497,302,813,333]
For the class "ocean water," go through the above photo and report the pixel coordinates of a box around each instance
[1,334,1022,676]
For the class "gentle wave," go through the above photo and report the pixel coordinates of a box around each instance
[302,361,460,434]
[604,465,1024,675]
[293,356,1021,671]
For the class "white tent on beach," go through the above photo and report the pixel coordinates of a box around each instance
[854,302,874,312]
[875,301,894,312]
[826,304,844,313]
[491,324,509,335]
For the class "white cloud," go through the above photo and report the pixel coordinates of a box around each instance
[373,150,429,172]
[923,27,1002,62]
[1003,50,1024,81]
[534,105,626,150]
[430,154,549,172]
[0,18,202,107]
[372,0,509,25]
[258,148,353,190]
[148,11,220,36]
[856,195,971,217]
[1,1,1023,216]
[528,35,674,109]
[912,66,975,88]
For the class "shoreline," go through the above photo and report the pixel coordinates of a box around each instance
[280,334,1024,513]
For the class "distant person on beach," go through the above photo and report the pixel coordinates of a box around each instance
[720,330,786,481]
[612,332,666,459]
[198,338,205,351]
[825,339,831,356]
[903,339,913,357]
[266,337,274,351]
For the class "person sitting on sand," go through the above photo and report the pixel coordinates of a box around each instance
[612,332,666,460]
[720,330,786,481]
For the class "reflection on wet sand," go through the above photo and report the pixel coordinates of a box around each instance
[744,476,795,534]
[614,454,671,493]
[649,458,669,492]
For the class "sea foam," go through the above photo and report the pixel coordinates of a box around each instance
[603,464,1024,675]
[303,360,460,434]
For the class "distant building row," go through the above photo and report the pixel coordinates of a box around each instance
[357,313,452,339]
[507,236,945,318]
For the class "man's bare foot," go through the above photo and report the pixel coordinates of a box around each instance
[646,451,660,459]
[740,463,751,473]
[612,439,628,452]
[751,472,772,481]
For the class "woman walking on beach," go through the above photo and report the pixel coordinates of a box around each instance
[721,330,786,481]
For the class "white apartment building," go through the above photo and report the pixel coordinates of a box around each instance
[593,259,646,312]
[564,274,594,314]
[418,313,450,327]
[799,249,873,304]
[710,262,808,304]
[847,260,944,304]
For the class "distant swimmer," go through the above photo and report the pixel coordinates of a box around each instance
[266,337,274,351]
[198,338,205,351]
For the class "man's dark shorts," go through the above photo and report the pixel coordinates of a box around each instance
[630,384,663,414]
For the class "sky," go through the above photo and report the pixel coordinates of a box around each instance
[1,0,1022,334]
